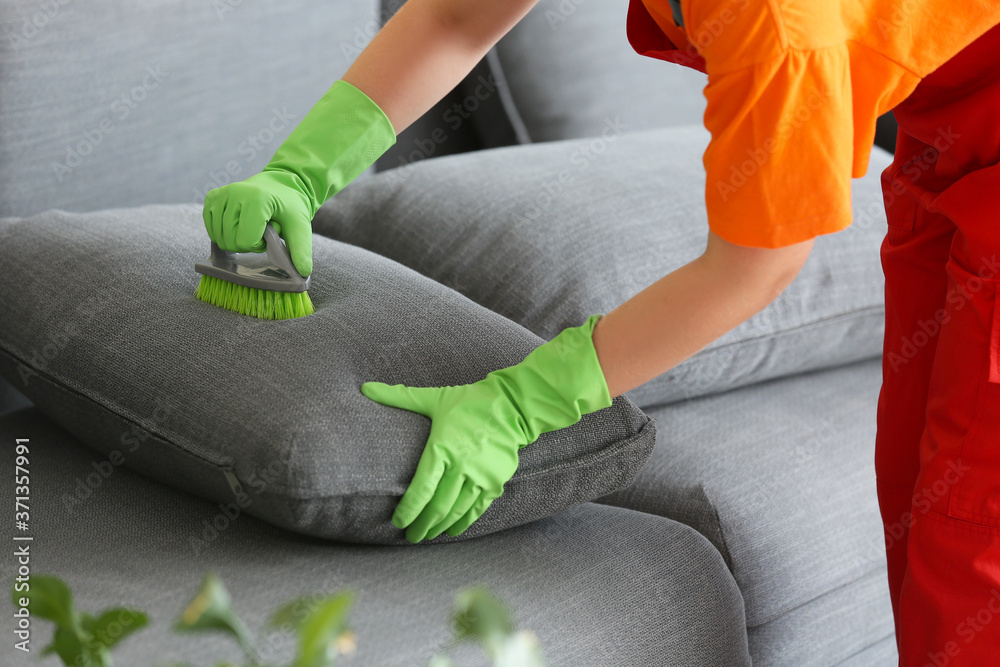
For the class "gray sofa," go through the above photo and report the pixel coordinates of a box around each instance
[0,0,896,664]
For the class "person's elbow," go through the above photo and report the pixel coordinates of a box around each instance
[428,0,540,51]
[701,228,815,303]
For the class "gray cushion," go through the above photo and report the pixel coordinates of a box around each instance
[748,568,895,666]
[0,0,380,217]
[0,407,751,666]
[0,378,28,417]
[838,637,899,667]
[0,206,654,545]
[598,358,888,628]
[316,125,893,408]
[486,0,708,143]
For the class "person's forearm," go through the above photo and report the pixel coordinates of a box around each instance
[343,0,538,134]
[592,231,813,397]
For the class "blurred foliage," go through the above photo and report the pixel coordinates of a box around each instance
[12,573,546,667]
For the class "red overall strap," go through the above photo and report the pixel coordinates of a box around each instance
[625,0,707,73]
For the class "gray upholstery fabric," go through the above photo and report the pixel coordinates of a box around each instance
[0,407,751,666]
[837,637,899,666]
[748,568,896,666]
[0,0,381,217]
[598,358,889,630]
[0,378,28,417]
[487,0,708,143]
[0,206,655,545]
[316,126,893,409]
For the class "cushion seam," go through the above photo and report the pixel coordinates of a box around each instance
[700,304,884,353]
[0,343,655,500]
[0,345,229,470]
[747,563,890,628]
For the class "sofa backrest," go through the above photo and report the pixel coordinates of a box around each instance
[380,0,709,171]
[488,0,707,143]
[0,0,383,218]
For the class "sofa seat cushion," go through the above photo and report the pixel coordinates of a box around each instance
[0,407,751,666]
[747,567,895,666]
[317,125,893,409]
[0,205,654,544]
[598,358,889,628]
[838,636,900,667]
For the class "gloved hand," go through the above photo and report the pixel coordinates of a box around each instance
[362,315,613,543]
[202,80,396,276]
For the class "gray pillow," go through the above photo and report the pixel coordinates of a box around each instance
[316,125,893,409]
[0,206,655,544]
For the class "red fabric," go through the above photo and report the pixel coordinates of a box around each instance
[876,22,1000,665]
[625,0,706,73]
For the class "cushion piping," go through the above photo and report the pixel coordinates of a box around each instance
[0,343,656,500]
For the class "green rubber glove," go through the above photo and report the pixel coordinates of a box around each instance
[362,315,613,543]
[202,80,396,276]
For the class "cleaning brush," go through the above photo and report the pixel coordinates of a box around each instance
[194,224,314,320]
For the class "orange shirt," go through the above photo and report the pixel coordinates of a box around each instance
[628,0,1000,247]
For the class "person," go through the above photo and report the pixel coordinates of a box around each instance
[201,0,1000,662]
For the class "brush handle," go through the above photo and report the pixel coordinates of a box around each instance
[207,224,303,279]
[197,222,311,293]
[261,224,304,279]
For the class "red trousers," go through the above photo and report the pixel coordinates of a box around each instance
[876,23,1000,667]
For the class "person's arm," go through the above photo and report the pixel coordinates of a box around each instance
[364,228,815,543]
[343,0,540,133]
[593,230,814,397]
[202,0,539,274]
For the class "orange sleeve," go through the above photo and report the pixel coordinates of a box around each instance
[702,46,857,248]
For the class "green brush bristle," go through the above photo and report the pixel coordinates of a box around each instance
[195,275,314,320]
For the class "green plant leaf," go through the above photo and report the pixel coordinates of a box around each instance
[292,592,355,667]
[269,595,321,632]
[79,611,96,634]
[89,607,149,650]
[493,631,547,667]
[46,625,89,666]
[448,588,547,666]
[451,587,513,646]
[427,655,456,667]
[12,575,77,628]
[173,572,257,661]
